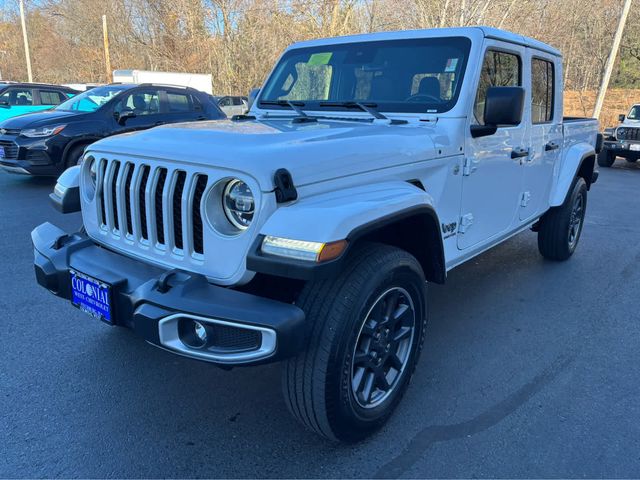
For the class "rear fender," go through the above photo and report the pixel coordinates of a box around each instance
[549,143,595,207]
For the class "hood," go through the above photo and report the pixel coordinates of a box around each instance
[89,117,438,190]
[0,109,88,129]
[622,118,640,126]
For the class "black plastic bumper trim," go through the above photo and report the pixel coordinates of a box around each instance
[31,222,306,366]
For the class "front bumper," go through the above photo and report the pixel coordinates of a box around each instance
[602,140,640,158]
[0,134,63,176]
[32,222,306,366]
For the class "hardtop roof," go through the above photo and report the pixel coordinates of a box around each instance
[288,26,561,57]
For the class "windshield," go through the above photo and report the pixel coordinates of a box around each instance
[628,106,640,120]
[259,37,471,114]
[55,85,129,112]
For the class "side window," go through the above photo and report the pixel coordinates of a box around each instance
[531,58,554,124]
[219,97,232,107]
[39,90,65,105]
[166,92,193,113]
[232,96,243,106]
[116,90,160,116]
[5,88,34,106]
[474,50,521,125]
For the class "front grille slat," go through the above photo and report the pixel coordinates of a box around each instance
[114,162,128,236]
[173,171,187,251]
[192,175,208,255]
[0,141,19,159]
[96,159,214,260]
[155,168,168,245]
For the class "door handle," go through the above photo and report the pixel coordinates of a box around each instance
[154,121,165,126]
[197,116,206,120]
[511,147,529,159]
[545,141,560,151]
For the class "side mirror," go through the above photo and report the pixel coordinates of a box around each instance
[248,87,260,110]
[471,86,525,138]
[619,114,626,122]
[0,101,10,109]
[49,166,81,213]
[114,110,135,125]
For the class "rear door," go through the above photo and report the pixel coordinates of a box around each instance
[458,43,530,250]
[35,89,68,108]
[161,89,207,124]
[0,87,38,120]
[520,53,560,220]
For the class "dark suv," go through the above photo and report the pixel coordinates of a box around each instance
[0,83,225,176]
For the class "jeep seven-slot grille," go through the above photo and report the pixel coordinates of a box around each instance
[96,159,207,256]
[618,127,640,141]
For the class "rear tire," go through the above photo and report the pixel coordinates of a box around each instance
[537,177,587,261]
[597,150,615,167]
[282,243,427,442]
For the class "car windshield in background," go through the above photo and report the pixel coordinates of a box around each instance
[55,85,129,112]
[628,106,640,120]
[259,37,471,114]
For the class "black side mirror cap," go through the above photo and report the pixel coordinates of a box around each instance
[470,125,498,138]
[49,166,81,214]
[115,111,135,125]
[0,101,9,109]
[484,86,525,126]
[619,114,626,122]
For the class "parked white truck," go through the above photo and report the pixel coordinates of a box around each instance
[112,70,213,94]
[599,104,640,167]
[35,27,601,442]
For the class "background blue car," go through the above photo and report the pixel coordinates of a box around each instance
[0,82,78,122]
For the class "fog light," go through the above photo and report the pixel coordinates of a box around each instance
[194,321,207,343]
[178,318,210,349]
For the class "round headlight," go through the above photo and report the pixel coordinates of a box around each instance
[89,158,98,187]
[82,156,98,201]
[223,179,254,230]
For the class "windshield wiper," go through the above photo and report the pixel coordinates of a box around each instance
[319,101,387,120]
[259,100,317,123]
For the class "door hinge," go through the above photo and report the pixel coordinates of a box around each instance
[462,157,475,176]
[520,191,531,207]
[458,213,474,233]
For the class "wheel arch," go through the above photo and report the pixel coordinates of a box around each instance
[248,182,446,285]
[62,137,100,166]
[346,207,446,284]
[550,144,596,207]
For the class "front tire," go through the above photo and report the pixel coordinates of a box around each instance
[282,243,427,442]
[597,150,615,167]
[625,157,638,163]
[64,144,87,170]
[537,177,587,261]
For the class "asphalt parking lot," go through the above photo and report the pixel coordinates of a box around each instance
[1,160,639,478]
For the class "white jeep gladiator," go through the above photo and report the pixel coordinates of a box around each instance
[34,27,601,442]
[599,104,640,167]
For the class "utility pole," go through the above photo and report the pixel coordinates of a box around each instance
[19,0,33,82]
[593,0,633,119]
[102,15,112,83]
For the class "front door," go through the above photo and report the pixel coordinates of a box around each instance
[520,53,560,221]
[458,45,529,250]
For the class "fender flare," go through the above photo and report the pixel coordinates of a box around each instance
[247,181,446,283]
[549,143,595,207]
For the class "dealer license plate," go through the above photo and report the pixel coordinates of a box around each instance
[70,270,112,323]
[630,144,640,151]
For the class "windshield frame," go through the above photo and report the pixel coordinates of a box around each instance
[54,85,130,113]
[257,36,472,116]
[627,105,640,120]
